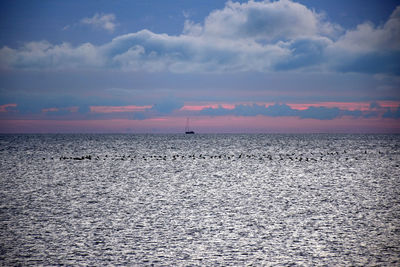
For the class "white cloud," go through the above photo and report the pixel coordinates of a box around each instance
[81,13,118,33]
[332,6,400,53]
[0,41,101,70]
[201,0,330,41]
[182,10,191,19]
[183,20,203,36]
[0,1,399,74]
[324,6,400,74]
[103,29,289,72]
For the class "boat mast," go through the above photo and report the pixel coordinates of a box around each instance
[185,117,190,132]
[185,118,195,134]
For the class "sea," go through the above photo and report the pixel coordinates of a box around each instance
[0,134,399,266]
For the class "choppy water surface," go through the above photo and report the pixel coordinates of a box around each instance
[1,134,399,266]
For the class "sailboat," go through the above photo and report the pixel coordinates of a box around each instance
[185,117,195,134]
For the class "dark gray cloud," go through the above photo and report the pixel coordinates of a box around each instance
[274,37,331,71]
[370,101,381,109]
[383,105,400,118]
[132,112,148,120]
[130,97,184,120]
[0,91,130,116]
[332,51,400,75]
[150,97,184,114]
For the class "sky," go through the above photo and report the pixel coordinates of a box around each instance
[0,0,399,133]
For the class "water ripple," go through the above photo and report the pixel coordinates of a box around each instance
[0,134,399,266]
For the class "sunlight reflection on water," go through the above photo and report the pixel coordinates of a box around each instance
[0,134,399,265]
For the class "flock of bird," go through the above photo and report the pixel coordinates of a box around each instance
[51,150,374,162]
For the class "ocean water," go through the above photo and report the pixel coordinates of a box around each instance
[0,134,399,266]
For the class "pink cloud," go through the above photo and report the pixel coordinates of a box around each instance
[287,102,370,111]
[181,101,400,113]
[90,105,152,113]
[42,107,59,113]
[0,103,17,112]
[287,101,400,111]
[180,104,235,111]
[41,106,79,114]
[376,101,400,109]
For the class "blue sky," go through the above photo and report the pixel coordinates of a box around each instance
[0,0,399,133]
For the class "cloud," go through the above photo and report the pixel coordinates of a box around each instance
[132,97,184,120]
[370,102,381,109]
[62,25,70,31]
[326,5,400,75]
[0,103,17,112]
[1,91,397,121]
[102,29,288,72]
[299,106,341,120]
[90,105,151,113]
[200,103,380,120]
[0,91,133,117]
[273,36,332,71]
[333,6,400,53]
[383,105,400,118]
[201,103,295,117]
[81,13,118,33]
[0,41,101,70]
[197,0,341,41]
[0,1,398,74]
[42,107,79,116]
[150,97,184,114]
[182,10,191,19]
